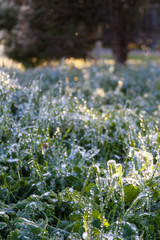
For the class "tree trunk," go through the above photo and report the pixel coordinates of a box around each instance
[150,2,159,49]
[109,0,141,65]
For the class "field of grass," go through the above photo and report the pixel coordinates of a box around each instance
[0,59,160,239]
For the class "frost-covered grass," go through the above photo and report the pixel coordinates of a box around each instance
[0,61,160,240]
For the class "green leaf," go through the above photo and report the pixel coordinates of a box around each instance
[0,222,7,230]
[15,218,42,235]
[6,158,19,166]
[7,229,19,240]
[124,184,140,206]
[69,211,81,221]
[0,211,9,223]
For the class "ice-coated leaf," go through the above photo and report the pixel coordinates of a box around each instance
[0,222,7,230]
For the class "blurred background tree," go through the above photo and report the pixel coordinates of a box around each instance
[108,0,148,65]
[0,0,108,66]
[0,0,153,66]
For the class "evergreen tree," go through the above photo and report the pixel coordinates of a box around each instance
[1,0,108,66]
[0,0,147,66]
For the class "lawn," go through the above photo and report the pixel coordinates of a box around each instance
[0,59,160,239]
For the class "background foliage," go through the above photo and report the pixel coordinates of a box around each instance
[0,0,148,66]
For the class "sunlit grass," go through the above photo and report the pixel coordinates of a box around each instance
[0,47,160,72]
[0,45,23,70]
[101,50,160,66]
[0,56,23,69]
